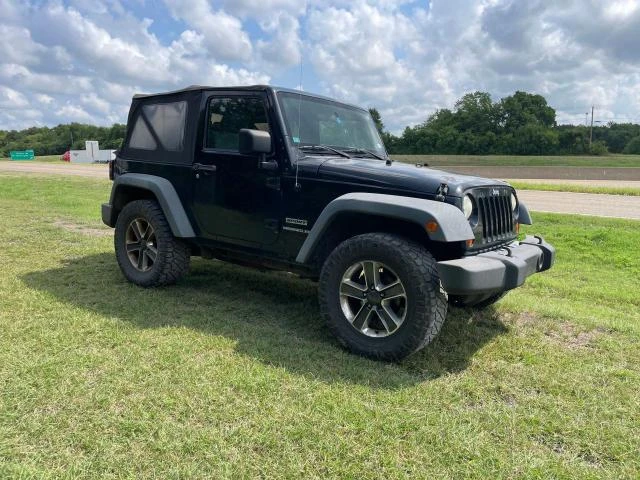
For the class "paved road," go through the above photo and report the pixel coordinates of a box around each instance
[1,161,638,220]
[444,166,640,180]
[517,190,639,220]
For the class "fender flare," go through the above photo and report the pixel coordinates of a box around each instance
[108,173,195,237]
[295,192,474,264]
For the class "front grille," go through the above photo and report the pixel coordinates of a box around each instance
[473,187,516,246]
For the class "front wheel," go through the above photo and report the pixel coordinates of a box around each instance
[318,233,448,361]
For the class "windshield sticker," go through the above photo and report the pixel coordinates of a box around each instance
[293,136,300,143]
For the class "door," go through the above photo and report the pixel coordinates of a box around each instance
[191,93,282,246]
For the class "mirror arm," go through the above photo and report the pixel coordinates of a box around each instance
[258,153,278,171]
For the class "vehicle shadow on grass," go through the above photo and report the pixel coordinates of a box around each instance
[22,253,508,389]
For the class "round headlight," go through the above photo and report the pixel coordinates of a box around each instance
[463,195,474,219]
[510,192,517,211]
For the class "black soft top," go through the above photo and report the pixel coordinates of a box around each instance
[131,84,271,99]
[131,85,367,112]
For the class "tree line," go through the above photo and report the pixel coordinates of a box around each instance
[0,123,125,157]
[2,91,640,158]
[370,91,640,155]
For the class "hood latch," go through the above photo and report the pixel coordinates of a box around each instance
[436,183,449,201]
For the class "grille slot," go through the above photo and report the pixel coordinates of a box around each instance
[474,188,515,245]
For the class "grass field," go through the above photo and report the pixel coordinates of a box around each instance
[509,181,640,196]
[392,154,640,168]
[0,174,639,478]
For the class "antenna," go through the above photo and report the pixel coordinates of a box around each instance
[294,59,303,191]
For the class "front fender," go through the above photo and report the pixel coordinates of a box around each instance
[295,192,474,264]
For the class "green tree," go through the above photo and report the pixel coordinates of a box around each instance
[368,108,384,135]
[453,92,498,134]
[498,91,556,133]
[623,136,640,154]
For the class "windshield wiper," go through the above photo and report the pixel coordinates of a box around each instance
[342,147,387,161]
[298,144,351,159]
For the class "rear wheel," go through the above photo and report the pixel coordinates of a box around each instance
[114,200,190,287]
[319,233,448,361]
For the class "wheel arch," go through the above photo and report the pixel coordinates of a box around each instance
[296,193,474,265]
[106,173,195,238]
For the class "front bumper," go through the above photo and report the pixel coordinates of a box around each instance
[437,235,555,295]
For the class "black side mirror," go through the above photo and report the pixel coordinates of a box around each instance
[239,129,271,155]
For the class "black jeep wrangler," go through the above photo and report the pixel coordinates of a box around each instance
[102,85,555,361]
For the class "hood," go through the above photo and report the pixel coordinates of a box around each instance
[316,157,508,197]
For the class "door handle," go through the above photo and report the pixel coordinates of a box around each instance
[193,163,217,175]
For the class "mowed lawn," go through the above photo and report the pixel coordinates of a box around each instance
[0,175,638,479]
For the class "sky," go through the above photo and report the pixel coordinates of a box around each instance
[1,0,640,133]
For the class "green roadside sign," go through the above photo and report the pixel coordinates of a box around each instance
[10,150,35,160]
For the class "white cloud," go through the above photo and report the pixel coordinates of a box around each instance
[257,12,301,67]
[164,0,254,61]
[0,86,29,109]
[57,104,95,123]
[2,0,640,132]
[35,94,54,105]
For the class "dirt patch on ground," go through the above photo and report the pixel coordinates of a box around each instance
[54,220,112,237]
[501,312,609,349]
[545,322,609,350]
[500,311,541,328]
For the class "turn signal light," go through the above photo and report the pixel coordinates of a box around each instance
[425,221,439,233]
[466,239,474,248]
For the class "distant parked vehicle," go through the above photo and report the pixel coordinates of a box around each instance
[61,151,71,162]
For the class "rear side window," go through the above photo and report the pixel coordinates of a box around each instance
[206,97,269,150]
[129,116,157,150]
[128,101,187,152]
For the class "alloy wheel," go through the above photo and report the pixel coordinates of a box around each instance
[125,218,158,272]
[339,261,407,337]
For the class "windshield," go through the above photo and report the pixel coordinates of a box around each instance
[277,92,387,158]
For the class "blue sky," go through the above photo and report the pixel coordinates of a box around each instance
[1,0,640,133]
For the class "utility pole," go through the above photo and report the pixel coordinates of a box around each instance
[589,105,594,151]
[585,112,589,126]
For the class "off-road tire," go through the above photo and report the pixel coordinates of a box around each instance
[318,233,448,361]
[115,200,190,287]
[449,292,507,309]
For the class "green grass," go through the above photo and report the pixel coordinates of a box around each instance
[392,154,640,168]
[0,175,638,478]
[509,181,640,196]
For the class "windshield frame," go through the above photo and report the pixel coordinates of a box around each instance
[276,91,389,160]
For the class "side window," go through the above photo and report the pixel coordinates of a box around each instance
[129,115,157,150]
[128,101,187,152]
[142,101,187,151]
[206,97,269,150]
